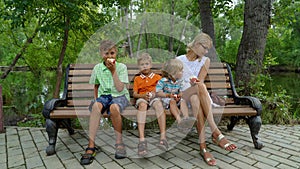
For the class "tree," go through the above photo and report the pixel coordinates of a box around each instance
[235,0,272,95]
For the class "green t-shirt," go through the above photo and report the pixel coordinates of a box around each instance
[89,62,130,101]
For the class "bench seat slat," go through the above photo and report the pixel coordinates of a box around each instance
[50,105,257,118]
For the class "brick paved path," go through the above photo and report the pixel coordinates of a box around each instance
[0,125,300,169]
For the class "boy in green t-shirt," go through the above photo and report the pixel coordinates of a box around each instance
[80,40,130,165]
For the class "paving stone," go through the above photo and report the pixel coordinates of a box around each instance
[102,161,123,169]
[0,162,7,169]
[231,160,258,169]
[25,156,44,169]
[148,156,174,168]
[7,154,25,168]
[168,156,195,168]
[276,163,298,169]
[0,152,6,163]
[2,125,300,169]
[63,158,84,169]
[42,155,64,169]
[253,162,277,169]
[268,154,299,168]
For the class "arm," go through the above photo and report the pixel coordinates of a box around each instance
[197,57,210,82]
[106,62,127,92]
[112,71,125,92]
[94,84,99,100]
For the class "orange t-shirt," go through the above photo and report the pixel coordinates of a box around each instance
[133,72,161,94]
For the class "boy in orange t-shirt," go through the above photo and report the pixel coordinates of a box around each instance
[133,53,163,156]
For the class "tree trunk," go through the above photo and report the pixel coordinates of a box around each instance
[124,7,133,58]
[137,19,146,56]
[175,12,191,56]
[235,0,272,95]
[53,15,70,98]
[168,0,175,52]
[198,0,218,61]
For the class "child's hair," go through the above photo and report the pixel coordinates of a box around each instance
[161,59,183,82]
[137,52,152,64]
[99,40,116,52]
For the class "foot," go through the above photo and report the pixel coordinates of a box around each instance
[212,133,237,151]
[115,143,127,159]
[157,139,168,151]
[200,148,216,166]
[80,147,99,165]
[138,141,148,157]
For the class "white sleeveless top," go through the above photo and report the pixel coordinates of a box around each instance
[176,55,208,91]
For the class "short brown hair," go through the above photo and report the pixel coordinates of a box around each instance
[137,53,152,65]
[99,40,116,52]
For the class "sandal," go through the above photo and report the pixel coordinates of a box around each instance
[115,143,127,159]
[137,141,148,157]
[200,148,216,166]
[157,139,169,151]
[212,134,237,151]
[80,147,99,165]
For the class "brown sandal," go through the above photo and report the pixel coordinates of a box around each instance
[115,143,127,159]
[138,141,148,157]
[157,139,169,151]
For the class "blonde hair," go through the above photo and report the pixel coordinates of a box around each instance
[187,33,213,52]
[137,52,152,64]
[99,40,117,52]
[161,59,183,82]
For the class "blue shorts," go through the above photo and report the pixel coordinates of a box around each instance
[94,94,129,115]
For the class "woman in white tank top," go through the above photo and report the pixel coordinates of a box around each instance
[176,33,237,166]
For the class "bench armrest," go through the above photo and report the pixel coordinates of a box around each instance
[234,96,262,116]
[42,99,67,118]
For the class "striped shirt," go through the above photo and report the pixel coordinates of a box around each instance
[156,77,184,94]
[89,62,130,101]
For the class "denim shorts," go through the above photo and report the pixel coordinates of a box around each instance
[95,94,129,115]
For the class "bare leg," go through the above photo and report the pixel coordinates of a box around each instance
[190,94,216,166]
[197,83,237,151]
[137,102,147,142]
[109,104,123,145]
[169,100,182,123]
[180,99,189,119]
[152,100,166,140]
[87,102,103,154]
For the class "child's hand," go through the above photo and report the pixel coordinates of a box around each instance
[106,59,116,73]
[173,94,181,102]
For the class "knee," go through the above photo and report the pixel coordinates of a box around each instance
[109,104,120,116]
[197,83,207,95]
[138,102,148,111]
[92,102,102,113]
[153,100,162,109]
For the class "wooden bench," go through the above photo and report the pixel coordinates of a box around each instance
[42,62,263,155]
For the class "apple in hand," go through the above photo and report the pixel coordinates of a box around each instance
[147,92,153,99]
[190,76,200,83]
[107,58,116,64]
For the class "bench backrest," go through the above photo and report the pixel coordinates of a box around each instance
[64,62,235,108]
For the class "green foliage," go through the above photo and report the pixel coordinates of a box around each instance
[17,113,45,127]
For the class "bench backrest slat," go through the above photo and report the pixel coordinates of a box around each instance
[65,62,235,108]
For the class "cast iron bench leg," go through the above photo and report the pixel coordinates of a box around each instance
[227,116,239,131]
[248,115,263,149]
[46,119,58,156]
